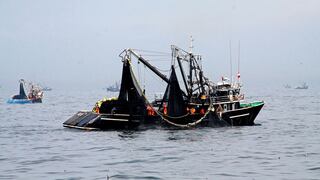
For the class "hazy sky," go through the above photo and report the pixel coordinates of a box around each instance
[1,0,319,90]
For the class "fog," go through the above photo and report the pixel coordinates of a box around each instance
[1,0,319,91]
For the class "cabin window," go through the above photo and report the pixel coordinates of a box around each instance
[224,104,228,110]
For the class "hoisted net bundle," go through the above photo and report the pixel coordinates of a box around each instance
[159,65,187,117]
[12,81,28,99]
[98,59,148,115]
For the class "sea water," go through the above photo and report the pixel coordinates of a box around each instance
[0,87,319,179]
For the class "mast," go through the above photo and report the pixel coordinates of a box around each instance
[197,56,205,93]
[237,40,241,84]
[189,35,194,54]
[189,54,193,94]
[189,36,194,95]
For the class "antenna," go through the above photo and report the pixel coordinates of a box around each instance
[229,40,233,84]
[237,40,241,83]
[189,35,194,54]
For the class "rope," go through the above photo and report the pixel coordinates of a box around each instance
[154,65,179,73]
[157,111,190,119]
[156,98,213,128]
[139,82,208,128]
[132,49,170,55]
[139,54,170,57]
[137,74,213,128]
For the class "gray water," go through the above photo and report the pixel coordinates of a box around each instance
[0,87,320,179]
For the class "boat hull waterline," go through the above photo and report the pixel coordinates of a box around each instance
[7,98,42,104]
[63,102,264,130]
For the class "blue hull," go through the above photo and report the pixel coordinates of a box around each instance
[7,99,32,104]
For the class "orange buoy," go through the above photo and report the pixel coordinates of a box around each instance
[147,105,155,116]
[163,102,167,115]
[190,107,196,115]
[200,108,205,115]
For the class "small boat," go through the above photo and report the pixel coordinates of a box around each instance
[105,82,120,92]
[41,87,52,91]
[295,82,308,89]
[284,84,291,89]
[7,79,43,104]
[64,45,263,130]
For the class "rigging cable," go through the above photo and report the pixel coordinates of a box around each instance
[132,49,171,55]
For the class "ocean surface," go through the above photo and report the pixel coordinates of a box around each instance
[0,86,320,179]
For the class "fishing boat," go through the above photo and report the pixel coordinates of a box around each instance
[7,79,43,104]
[63,45,264,130]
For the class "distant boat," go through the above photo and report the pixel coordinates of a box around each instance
[284,84,291,89]
[41,87,52,91]
[106,82,120,92]
[295,82,308,89]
